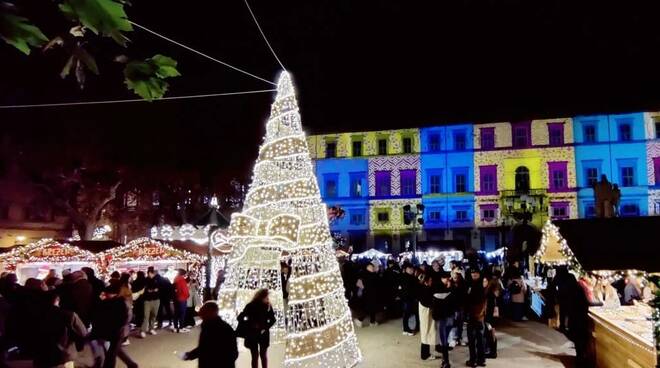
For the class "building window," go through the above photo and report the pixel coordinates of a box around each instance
[350,210,366,225]
[454,131,466,150]
[400,170,416,196]
[375,171,391,196]
[548,162,568,191]
[512,122,530,148]
[656,121,660,139]
[583,124,597,143]
[618,123,632,142]
[548,123,564,146]
[515,166,530,192]
[324,175,338,198]
[428,210,442,223]
[550,202,569,220]
[479,165,497,194]
[352,140,362,156]
[326,142,337,158]
[480,128,495,150]
[377,211,389,222]
[455,209,468,222]
[429,134,441,152]
[620,203,640,217]
[454,169,468,193]
[378,139,388,155]
[480,205,497,222]
[350,172,365,197]
[653,157,660,186]
[585,202,596,218]
[402,137,413,153]
[429,173,442,194]
[585,167,599,187]
[621,166,635,187]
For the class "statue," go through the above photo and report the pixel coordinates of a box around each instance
[594,174,615,218]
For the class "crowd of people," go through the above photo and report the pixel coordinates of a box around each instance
[0,266,207,368]
[342,257,507,368]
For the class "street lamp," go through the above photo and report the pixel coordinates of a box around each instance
[403,204,425,255]
[195,195,230,301]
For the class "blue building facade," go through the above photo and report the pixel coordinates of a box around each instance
[573,113,649,217]
[419,124,475,244]
[315,158,370,246]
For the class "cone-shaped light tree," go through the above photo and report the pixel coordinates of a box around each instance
[217,71,362,368]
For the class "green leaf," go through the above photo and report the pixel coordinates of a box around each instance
[0,13,47,55]
[58,0,132,46]
[123,54,180,101]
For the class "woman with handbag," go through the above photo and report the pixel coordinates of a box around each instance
[237,289,276,368]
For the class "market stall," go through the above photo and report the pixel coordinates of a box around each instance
[0,238,100,283]
[550,217,660,368]
[101,237,205,282]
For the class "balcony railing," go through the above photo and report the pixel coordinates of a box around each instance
[500,188,547,197]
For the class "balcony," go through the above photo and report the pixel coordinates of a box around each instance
[500,188,547,198]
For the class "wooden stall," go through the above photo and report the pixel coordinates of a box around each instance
[0,238,100,283]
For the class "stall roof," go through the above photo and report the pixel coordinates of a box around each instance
[169,240,224,257]
[554,217,660,272]
[417,240,465,252]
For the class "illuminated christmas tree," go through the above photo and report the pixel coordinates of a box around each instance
[217,71,361,368]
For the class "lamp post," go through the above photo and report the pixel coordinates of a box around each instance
[403,203,425,256]
[195,195,230,301]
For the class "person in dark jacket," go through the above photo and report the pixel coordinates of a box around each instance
[33,291,88,368]
[156,272,174,330]
[355,263,381,327]
[400,263,420,335]
[183,301,238,368]
[237,289,276,368]
[465,268,487,367]
[131,271,146,328]
[58,271,94,327]
[140,269,160,337]
[449,270,467,346]
[91,284,138,368]
[432,271,456,368]
[82,267,105,302]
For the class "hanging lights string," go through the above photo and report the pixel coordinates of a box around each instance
[243,0,286,71]
[130,21,277,86]
[0,89,276,109]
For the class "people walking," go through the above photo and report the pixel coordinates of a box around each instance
[417,273,437,361]
[400,263,419,335]
[506,269,527,321]
[355,262,381,327]
[33,291,88,368]
[186,272,203,328]
[156,271,175,330]
[140,269,160,338]
[91,284,138,368]
[432,271,456,368]
[465,268,487,367]
[449,269,467,346]
[237,289,276,368]
[182,301,238,368]
[173,269,190,333]
[58,270,94,327]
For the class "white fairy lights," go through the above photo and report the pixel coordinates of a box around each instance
[535,220,583,273]
[216,71,361,368]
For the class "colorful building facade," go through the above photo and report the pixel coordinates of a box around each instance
[308,112,660,252]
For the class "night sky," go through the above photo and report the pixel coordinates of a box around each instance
[3,0,660,183]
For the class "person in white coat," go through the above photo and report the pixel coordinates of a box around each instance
[418,274,437,360]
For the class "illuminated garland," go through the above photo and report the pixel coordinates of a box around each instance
[217,72,361,368]
[648,275,660,367]
[534,220,583,274]
[100,237,206,276]
[0,238,99,272]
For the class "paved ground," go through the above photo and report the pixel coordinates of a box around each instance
[7,318,575,367]
[117,318,575,368]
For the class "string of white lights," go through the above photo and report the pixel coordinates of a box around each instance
[242,0,286,70]
[130,21,276,86]
[0,89,276,109]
